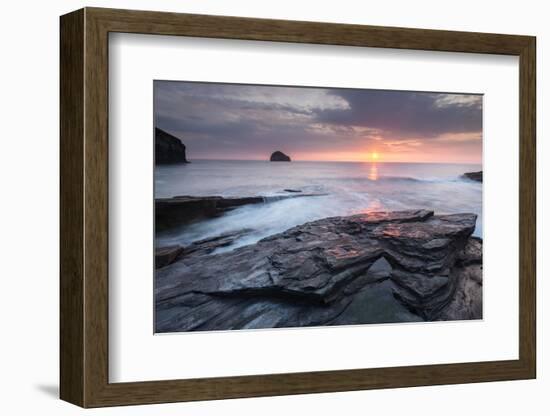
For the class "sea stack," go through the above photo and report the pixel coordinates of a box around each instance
[270,151,291,162]
[463,171,482,182]
[155,127,188,164]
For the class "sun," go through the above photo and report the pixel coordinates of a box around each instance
[371,152,380,161]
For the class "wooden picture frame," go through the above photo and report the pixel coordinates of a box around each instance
[60,7,536,408]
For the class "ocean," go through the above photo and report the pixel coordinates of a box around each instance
[155,160,482,250]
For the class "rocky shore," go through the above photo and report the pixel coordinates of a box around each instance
[155,209,482,332]
[463,171,482,182]
[155,193,327,230]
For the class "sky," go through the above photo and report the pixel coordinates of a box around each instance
[154,81,482,164]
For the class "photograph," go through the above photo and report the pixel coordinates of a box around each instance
[153,80,483,333]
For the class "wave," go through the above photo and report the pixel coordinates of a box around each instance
[381,176,475,184]
[319,175,470,184]
[262,193,329,202]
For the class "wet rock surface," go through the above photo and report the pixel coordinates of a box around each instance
[155,245,184,269]
[155,210,482,332]
[155,230,255,268]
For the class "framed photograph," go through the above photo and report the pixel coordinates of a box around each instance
[60,7,536,407]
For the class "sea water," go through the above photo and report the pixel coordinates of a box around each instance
[155,160,482,250]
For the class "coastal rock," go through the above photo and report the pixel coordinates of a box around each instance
[155,127,188,164]
[155,210,482,332]
[179,229,255,258]
[463,171,482,182]
[156,230,254,270]
[270,151,291,162]
[156,195,261,230]
[155,193,327,230]
[458,237,483,266]
[437,264,482,321]
[155,245,184,269]
[437,236,483,320]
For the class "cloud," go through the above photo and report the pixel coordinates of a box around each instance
[316,89,482,138]
[434,94,482,109]
[154,81,482,162]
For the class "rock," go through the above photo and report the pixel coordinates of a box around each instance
[155,245,184,269]
[155,127,188,164]
[155,193,327,230]
[437,264,482,321]
[329,280,424,326]
[179,229,255,257]
[155,210,482,332]
[364,256,392,281]
[463,171,482,182]
[458,236,482,266]
[437,236,483,320]
[284,189,302,193]
[156,230,254,269]
[270,151,291,162]
[156,195,261,230]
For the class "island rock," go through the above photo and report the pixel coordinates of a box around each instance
[270,151,291,162]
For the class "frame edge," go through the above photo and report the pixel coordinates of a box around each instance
[518,36,537,379]
[60,8,86,408]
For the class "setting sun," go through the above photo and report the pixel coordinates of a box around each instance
[371,152,380,161]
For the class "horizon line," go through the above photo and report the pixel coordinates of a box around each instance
[183,158,481,165]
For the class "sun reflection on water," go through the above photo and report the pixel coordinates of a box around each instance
[368,163,378,181]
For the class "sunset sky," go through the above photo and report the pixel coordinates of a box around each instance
[154,81,482,164]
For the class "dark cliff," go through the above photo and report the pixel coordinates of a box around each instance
[155,127,188,164]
